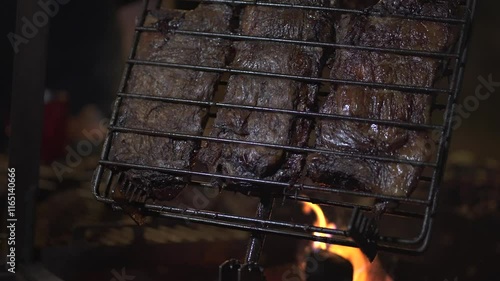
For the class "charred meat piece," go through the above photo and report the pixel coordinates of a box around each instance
[108,4,233,200]
[197,0,333,188]
[307,0,459,197]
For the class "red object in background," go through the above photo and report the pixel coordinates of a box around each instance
[41,91,69,164]
[5,90,69,164]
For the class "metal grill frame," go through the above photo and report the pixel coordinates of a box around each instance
[92,0,477,257]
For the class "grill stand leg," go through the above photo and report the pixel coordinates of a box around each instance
[219,196,273,281]
[245,196,274,263]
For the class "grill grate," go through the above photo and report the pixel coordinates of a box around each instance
[92,0,477,259]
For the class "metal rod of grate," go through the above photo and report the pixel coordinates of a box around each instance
[97,178,434,255]
[184,0,469,24]
[128,58,452,94]
[92,0,477,258]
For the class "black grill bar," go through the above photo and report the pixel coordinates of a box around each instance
[94,159,433,253]
[98,171,427,219]
[374,208,433,246]
[108,126,438,167]
[97,196,347,237]
[91,0,153,231]
[151,208,432,255]
[432,0,477,213]
[94,0,151,187]
[427,0,476,211]
[102,194,382,241]
[185,0,467,24]
[94,167,434,254]
[136,27,459,59]
[104,171,114,198]
[118,92,443,131]
[283,195,426,219]
[245,197,274,263]
[96,193,430,254]
[128,59,451,95]
[98,160,431,205]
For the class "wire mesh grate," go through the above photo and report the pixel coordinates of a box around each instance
[92,0,477,256]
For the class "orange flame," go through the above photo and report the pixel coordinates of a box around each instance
[302,202,392,281]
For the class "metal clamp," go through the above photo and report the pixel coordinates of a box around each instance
[348,207,379,262]
[219,259,241,281]
[219,260,266,281]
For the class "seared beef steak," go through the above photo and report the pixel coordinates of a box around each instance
[197,0,333,187]
[307,0,459,197]
[108,4,233,200]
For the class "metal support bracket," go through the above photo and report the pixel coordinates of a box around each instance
[219,260,266,281]
[219,259,241,281]
[348,207,379,262]
[239,263,266,281]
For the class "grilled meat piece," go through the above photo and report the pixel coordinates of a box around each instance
[196,0,333,188]
[108,4,233,200]
[307,0,459,197]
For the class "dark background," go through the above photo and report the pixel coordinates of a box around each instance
[449,0,500,160]
[0,0,499,281]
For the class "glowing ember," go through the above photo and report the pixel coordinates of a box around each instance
[302,202,393,281]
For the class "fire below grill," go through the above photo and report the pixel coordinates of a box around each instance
[92,0,476,280]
